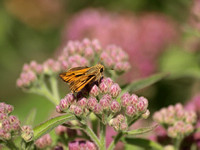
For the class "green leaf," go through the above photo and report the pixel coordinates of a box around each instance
[124,125,157,136]
[160,49,200,79]
[33,114,75,140]
[23,109,37,126]
[123,73,168,92]
[124,137,163,150]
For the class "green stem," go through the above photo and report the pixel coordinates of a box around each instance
[99,122,106,150]
[174,138,182,150]
[107,132,123,150]
[40,83,58,105]
[82,125,101,148]
[50,76,60,104]
[30,82,58,105]
[6,140,18,150]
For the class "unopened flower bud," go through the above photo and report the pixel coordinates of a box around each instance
[142,109,150,119]
[90,85,99,97]
[126,105,137,117]
[69,105,76,113]
[167,126,177,138]
[121,93,130,107]
[99,98,109,110]
[120,122,128,131]
[68,141,79,150]
[56,105,62,113]
[74,106,83,116]
[99,82,108,93]
[136,98,148,113]
[85,141,97,150]
[59,99,69,111]
[102,94,112,103]
[21,125,34,142]
[66,93,75,104]
[85,47,94,58]
[87,98,98,110]
[0,113,7,120]
[93,104,103,114]
[185,124,194,135]
[109,83,121,98]
[5,104,14,114]
[77,98,87,108]
[129,94,138,105]
[185,111,197,124]
[110,100,121,113]
[116,114,125,122]
[105,78,113,87]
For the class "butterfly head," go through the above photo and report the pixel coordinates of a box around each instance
[97,63,104,73]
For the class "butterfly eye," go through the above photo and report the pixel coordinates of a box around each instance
[100,68,104,73]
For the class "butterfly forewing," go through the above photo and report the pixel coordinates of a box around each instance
[59,64,104,93]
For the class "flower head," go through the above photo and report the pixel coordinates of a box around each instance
[56,78,149,131]
[68,141,97,150]
[153,103,197,139]
[0,102,21,141]
[64,9,178,79]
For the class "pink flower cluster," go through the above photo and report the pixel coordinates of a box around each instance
[185,94,200,116]
[68,141,96,150]
[64,9,178,79]
[56,77,149,131]
[190,0,200,31]
[17,39,130,89]
[0,102,20,140]
[35,134,52,149]
[55,125,77,138]
[59,39,130,72]
[153,103,197,138]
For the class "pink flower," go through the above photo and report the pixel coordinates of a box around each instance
[63,9,178,80]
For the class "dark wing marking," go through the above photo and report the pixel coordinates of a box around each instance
[59,67,90,83]
[70,74,96,92]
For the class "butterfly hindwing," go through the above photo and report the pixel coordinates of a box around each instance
[70,74,96,92]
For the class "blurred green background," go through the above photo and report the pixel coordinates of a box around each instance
[1,0,200,128]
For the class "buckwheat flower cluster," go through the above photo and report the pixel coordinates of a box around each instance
[0,102,21,140]
[68,141,97,150]
[153,103,197,139]
[56,77,149,131]
[35,134,52,149]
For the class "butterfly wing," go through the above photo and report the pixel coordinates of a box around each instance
[70,74,96,92]
[59,67,90,83]
[59,66,97,92]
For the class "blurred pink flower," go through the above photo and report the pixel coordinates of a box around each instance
[190,0,200,30]
[185,94,200,116]
[63,9,178,80]
[106,126,124,150]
